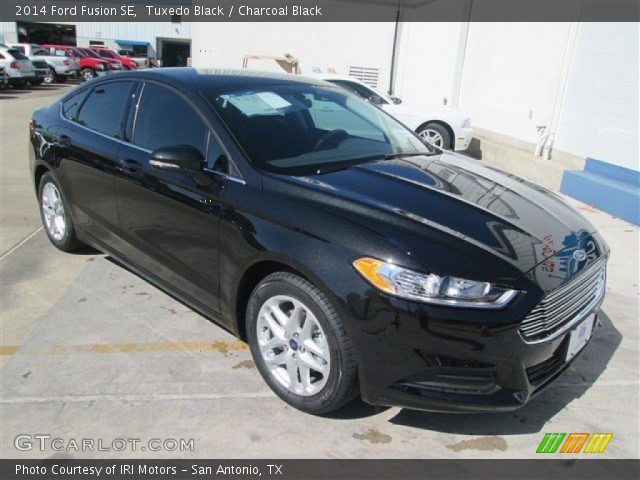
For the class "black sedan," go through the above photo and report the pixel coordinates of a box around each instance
[29,68,608,414]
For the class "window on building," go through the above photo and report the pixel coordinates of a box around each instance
[77,81,134,138]
[133,83,208,155]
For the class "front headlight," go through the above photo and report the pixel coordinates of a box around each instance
[353,257,518,309]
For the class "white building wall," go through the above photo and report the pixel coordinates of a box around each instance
[457,22,574,145]
[0,22,18,43]
[192,22,395,87]
[553,22,639,171]
[394,22,463,107]
[74,22,191,49]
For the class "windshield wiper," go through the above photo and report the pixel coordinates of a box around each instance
[315,163,358,175]
[384,152,431,160]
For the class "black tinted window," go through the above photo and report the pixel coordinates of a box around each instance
[77,81,133,137]
[7,49,28,60]
[134,83,207,154]
[62,89,90,121]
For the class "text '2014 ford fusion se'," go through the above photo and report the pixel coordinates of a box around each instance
[29,68,608,414]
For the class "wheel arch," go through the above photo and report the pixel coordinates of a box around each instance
[34,164,50,193]
[232,255,334,341]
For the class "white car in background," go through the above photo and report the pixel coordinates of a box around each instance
[0,46,35,88]
[316,74,472,151]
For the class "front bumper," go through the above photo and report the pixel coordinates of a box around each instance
[345,280,605,413]
[454,127,473,151]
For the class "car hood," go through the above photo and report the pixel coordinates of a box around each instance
[267,152,602,284]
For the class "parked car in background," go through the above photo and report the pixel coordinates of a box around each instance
[41,44,109,81]
[0,65,9,88]
[90,46,137,70]
[74,47,121,73]
[316,74,472,151]
[117,49,155,68]
[0,46,35,87]
[8,43,79,84]
[28,57,49,86]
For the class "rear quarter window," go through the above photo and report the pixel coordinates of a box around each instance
[7,49,28,60]
[76,81,134,137]
[62,89,90,122]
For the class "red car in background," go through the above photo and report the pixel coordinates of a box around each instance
[40,45,110,81]
[76,47,124,72]
[89,46,137,70]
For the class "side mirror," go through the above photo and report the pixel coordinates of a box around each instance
[368,95,385,106]
[149,146,204,172]
[390,96,402,105]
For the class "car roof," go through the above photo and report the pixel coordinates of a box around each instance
[102,67,330,91]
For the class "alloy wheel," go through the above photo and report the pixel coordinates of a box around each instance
[418,128,444,148]
[43,69,55,84]
[256,295,330,396]
[82,69,95,81]
[41,182,66,241]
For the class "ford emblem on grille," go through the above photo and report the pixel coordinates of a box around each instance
[572,249,587,261]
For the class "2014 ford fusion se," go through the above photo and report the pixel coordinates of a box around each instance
[29,68,608,415]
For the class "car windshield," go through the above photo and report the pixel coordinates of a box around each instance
[72,49,85,57]
[83,49,101,58]
[206,83,432,175]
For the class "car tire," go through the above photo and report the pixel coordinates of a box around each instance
[38,172,82,252]
[43,68,56,84]
[417,122,452,150]
[247,272,359,415]
[81,69,96,81]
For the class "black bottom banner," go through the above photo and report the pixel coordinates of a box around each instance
[2,459,639,480]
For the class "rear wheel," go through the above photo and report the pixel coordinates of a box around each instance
[38,172,82,252]
[43,68,56,84]
[247,272,359,415]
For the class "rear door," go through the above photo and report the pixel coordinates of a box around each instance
[114,81,227,315]
[56,80,137,247]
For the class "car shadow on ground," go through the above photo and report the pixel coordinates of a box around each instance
[386,311,621,434]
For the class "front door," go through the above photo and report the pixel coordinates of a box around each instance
[115,82,225,316]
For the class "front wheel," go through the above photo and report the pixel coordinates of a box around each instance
[247,272,359,415]
[38,172,82,252]
[417,122,452,150]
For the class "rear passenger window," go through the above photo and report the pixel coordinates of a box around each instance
[77,81,134,137]
[62,89,90,121]
[133,83,208,154]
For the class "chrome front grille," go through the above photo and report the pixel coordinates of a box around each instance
[519,259,606,343]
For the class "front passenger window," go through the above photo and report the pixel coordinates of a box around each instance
[133,83,208,155]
